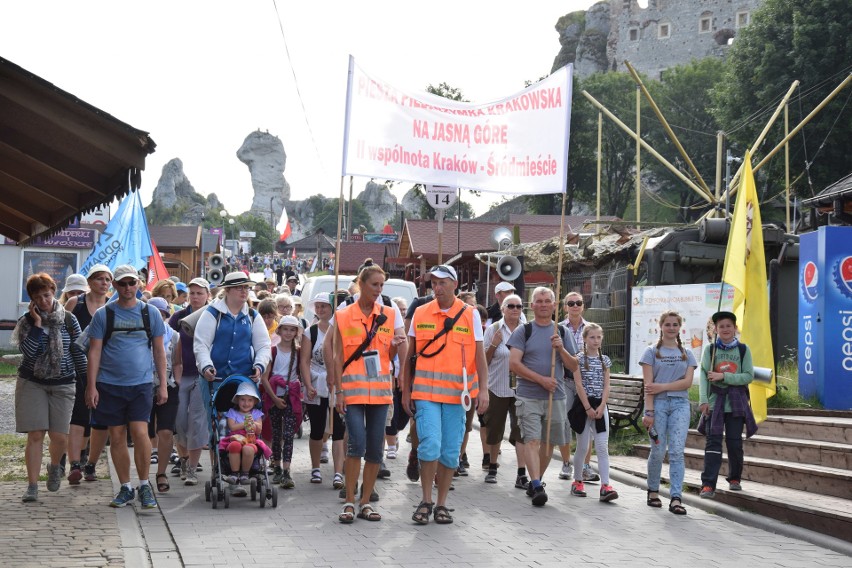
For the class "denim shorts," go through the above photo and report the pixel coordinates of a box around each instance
[343,404,388,464]
[91,382,153,427]
[415,400,466,469]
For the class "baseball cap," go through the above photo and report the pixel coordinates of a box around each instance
[277,315,301,329]
[429,264,457,281]
[495,282,516,293]
[63,274,88,294]
[286,275,298,282]
[147,296,171,316]
[87,263,113,279]
[175,282,188,293]
[113,265,139,282]
[188,277,210,290]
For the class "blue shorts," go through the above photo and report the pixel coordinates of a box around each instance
[92,382,153,427]
[415,400,466,469]
[343,404,388,464]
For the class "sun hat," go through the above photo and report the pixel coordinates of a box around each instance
[87,263,113,279]
[277,315,301,329]
[188,277,210,290]
[495,281,516,293]
[63,274,88,294]
[308,293,332,310]
[113,265,140,282]
[429,264,457,281]
[286,275,298,282]
[220,272,255,288]
[147,296,171,317]
[231,381,260,404]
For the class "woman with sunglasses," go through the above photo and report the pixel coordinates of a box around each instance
[482,294,528,487]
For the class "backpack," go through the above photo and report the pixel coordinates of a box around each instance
[309,323,319,347]
[74,302,153,354]
[206,305,258,329]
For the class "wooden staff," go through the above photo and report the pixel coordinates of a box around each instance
[327,176,347,435]
[545,191,568,450]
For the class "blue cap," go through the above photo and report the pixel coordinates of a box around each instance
[175,282,188,293]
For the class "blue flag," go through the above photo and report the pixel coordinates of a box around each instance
[80,190,153,276]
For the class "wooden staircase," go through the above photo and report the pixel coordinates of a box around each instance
[611,411,852,542]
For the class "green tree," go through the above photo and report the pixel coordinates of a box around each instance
[426,82,468,102]
[713,0,852,199]
[645,58,726,222]
[232,213,277,254]
[312,198,374,238]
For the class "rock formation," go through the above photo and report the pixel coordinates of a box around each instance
[148,158,210,225]
[357,181,401,233]
[236,130,291,223]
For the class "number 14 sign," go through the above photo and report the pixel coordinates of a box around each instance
[425,185,458,210]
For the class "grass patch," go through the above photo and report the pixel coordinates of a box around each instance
[0,433,110,481]
[0,349,18,376]
[608,429,647,457]
[769,358,822,409]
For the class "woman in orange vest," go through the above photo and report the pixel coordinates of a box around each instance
[331,264,407,523]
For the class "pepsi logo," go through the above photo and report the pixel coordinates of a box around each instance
[832,256,852,300]
[802,261,819,302]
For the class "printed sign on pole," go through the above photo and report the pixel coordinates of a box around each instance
[425,185,458,210]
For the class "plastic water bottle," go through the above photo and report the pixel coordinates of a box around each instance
[649,426,659,445]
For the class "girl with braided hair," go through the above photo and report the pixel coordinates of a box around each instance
[639,311,696,516]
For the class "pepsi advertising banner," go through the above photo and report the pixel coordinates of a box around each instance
[798,226,852,409]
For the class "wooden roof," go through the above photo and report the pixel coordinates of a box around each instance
[148,225,202,249]
[337,242,388,273]
[0,57,156,244]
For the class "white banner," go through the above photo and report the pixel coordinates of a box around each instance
[628,283,734,376]
[341,56,572,195]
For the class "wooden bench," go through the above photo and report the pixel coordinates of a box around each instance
[608,373,644,434]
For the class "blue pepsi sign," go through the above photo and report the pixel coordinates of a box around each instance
[798,227,852,409]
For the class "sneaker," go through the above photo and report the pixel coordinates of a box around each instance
[184,466,198,486]
[377,463,391,479]
[179,458,188,480]
[47,464,63,492]
[700,485,716,499]
[406,450,420,482]
[272,467,284,485]
[224,474,239,485]
[231,483,247,497]
[582,464,600,483]
[171,462,181,476]
[150,450,158,464]
[515,475,530,490]
[386,445,397,460]
[481,453,490,470]
[531,485,548,507]
[571,480,587,497]
[360,484,379,502]
[320,445,329,464]
[332,473,344,490]
[280,470,295,489]
[67,462,82,485]
[138,483,158,509]
[83,462,97,482]
[461,453,470,468]
[455,464,468,477]
[169,450,179,464]
[22,485,38,502]
[728,480,742,491]
[599,484,619,502]
[558,462,573,480]
[239,474,250,485]
[110,485,135,508]
[525,481,546,498]
[484,471,498,484]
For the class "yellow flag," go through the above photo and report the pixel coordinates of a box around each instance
[721,152,775,422]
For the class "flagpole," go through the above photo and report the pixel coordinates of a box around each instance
[545,191,568,451]
[328,176,345,435]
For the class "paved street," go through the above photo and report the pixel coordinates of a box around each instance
[141,427,847,568]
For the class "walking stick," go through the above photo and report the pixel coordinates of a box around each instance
[545,192,568,451]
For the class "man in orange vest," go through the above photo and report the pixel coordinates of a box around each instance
[403,265,488,525]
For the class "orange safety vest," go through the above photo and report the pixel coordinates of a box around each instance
[336,301,393,405]
[411,298,479,404]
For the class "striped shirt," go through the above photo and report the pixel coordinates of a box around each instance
[483,319,520,398]
[18,314,87,385]
[577,353,611,398]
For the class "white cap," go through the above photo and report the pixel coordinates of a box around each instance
[429,264,457,281]
[113,265,139,282]
[277,315,301,329]
[231,381,260,404]
[495,281,516,294]
[63,274,88,294]
[188,277,210,290]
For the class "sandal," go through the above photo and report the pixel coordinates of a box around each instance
[339,502,355,524]
[412,501,433,525]
[433,505,454,524]
[647,490,662,508]
[150,452,159,465]
[669,498,687,515]
[357,503,382,521]
[156,473,170,493]
[311,469,322,484]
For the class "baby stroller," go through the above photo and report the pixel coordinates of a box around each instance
[204,375,278,509]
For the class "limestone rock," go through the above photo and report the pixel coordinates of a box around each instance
[574,2,611,77]
[152,158,193,210]
[236,130,291,223]
[357,181,400,233]
[552,11,586,73]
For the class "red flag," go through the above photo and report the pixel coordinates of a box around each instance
[276,206,292,242]
[146,239,170,290]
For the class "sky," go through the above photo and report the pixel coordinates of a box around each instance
[0,0,597,218]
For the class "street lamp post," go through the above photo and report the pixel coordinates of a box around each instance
[219,210,228,251]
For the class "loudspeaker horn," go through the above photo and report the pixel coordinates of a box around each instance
[490,227,512,250]
[496,255,522,281]
[209,254,224,268]
[208,267,224,287]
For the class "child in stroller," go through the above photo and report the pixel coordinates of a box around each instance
[213,379,273,502]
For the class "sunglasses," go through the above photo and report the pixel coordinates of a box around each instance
[430,264,452,273]
[565,300,584,307]
[115,280,138,288]
[504,304,523,310]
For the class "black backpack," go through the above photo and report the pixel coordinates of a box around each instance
[103,302,153,348]
[523,322,572,381]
